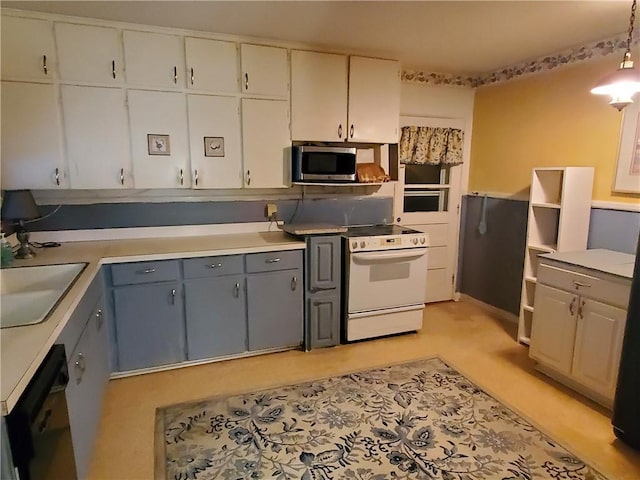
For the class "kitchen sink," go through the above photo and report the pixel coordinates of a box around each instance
[0,263,87,328]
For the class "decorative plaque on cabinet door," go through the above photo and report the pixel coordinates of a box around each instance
[147,134,171,156]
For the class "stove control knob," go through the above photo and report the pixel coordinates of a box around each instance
[420,237,426,245]
[413,238,418,245]
[352,241,358,249]
[360,241,366,248]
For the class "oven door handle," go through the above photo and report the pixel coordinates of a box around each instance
[352,248,428,262]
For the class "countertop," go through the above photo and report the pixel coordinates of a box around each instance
[540,249,636,280]
[0,231,305,415]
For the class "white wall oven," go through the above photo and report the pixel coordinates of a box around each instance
[343,225,429,341]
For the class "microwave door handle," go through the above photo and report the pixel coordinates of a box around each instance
[352,248,428,262]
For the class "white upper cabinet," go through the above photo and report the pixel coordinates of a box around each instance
[55,23,123,84]
[1,16,55,81]
[187,95,242,189]
[242,99,290,189]
[347,56,401,143]
[240,44,289,97]
[127,90,190,188]
[62,86,131,189]
[1,82,66,189]
[123,30,185,88]
[185,37,238,93]
[290,50,348,142]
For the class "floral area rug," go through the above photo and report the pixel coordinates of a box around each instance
[156,357,606,480]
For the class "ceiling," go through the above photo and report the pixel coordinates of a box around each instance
[2,1,635,74]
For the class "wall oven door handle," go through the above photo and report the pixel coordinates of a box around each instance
[352,248,428,262]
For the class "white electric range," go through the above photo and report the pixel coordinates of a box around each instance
[342,225,429,341]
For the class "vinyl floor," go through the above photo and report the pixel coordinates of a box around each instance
[89,300,640,479]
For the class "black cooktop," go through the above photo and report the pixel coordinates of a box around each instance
[342,225,421,237]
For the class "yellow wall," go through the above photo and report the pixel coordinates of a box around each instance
[469,56,639,203]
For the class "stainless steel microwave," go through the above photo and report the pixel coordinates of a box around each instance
[292,146,357,182]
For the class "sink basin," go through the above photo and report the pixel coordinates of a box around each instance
[0,263,86,328]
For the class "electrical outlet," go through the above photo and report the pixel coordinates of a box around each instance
[266,203,278,220]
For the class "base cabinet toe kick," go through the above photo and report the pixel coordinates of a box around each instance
[529,252,633,408]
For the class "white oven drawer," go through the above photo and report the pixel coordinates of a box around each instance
[347,304,424,341]
[348,247,428,313]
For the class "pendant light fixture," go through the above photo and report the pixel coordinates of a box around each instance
[591,0,640,111]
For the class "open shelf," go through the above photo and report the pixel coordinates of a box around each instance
[523,305,534,313]
[519,336,531,346]
[531,202,561,209]
[524,276,537,284]
[292,182,383,186]
[527,243,557,253]
[531,169,563,205]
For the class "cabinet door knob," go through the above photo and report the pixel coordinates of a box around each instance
[190,67,194,85]
[194,169,199,187]
[170,288,176,305]
[120,168,125,186]
[54,168,60,186]
[350,124,354,138]
[233,282,240,298]
[291,276,297,291]
[244,72,249,91]
[569,297,577,316]
[173,66,178,84]
[338,124,343,139]
[42,55,48,75]
[112,60,116,79]
[246,170,251,186]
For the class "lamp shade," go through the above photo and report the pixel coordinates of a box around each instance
[1,190,40,221]
[591,63,640,110]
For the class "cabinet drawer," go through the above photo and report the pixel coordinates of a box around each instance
[110,260,180,286]
[538,263,631,309]
[246,250,302,273]
[183,255,243,279]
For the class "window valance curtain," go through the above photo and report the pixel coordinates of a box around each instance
[399,126,464,165]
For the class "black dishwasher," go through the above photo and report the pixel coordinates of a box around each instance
[6,344,77,480]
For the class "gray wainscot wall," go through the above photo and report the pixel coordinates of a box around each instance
[33,196,394,231]
[458,195,640,316]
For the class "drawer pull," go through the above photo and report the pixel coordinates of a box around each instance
[208,263,223,269]
[138,268,156,274]
[95,309,103,331]
[573,281,592,288]
[266,258,281,264]
[569,297,577,316]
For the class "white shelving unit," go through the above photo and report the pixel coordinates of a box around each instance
[518,167,594,345]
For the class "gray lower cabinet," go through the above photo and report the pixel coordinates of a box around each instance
[113,282,186,371]
[247,269,303,350]
[66,295,109,480]
[184,275,247,360]
[305,236,342,349]
[308,292,340,348]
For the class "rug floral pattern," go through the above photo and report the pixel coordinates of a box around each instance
[158,358,606,480]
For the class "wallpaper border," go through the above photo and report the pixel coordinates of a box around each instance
[402,33,639,88]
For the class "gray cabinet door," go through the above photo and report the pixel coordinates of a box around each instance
[66,296,110,480]
[308,292,341,348]
[113,282,185,371]
[185,275,247,360]
[307,236,341,292]
[247,269,303,350]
